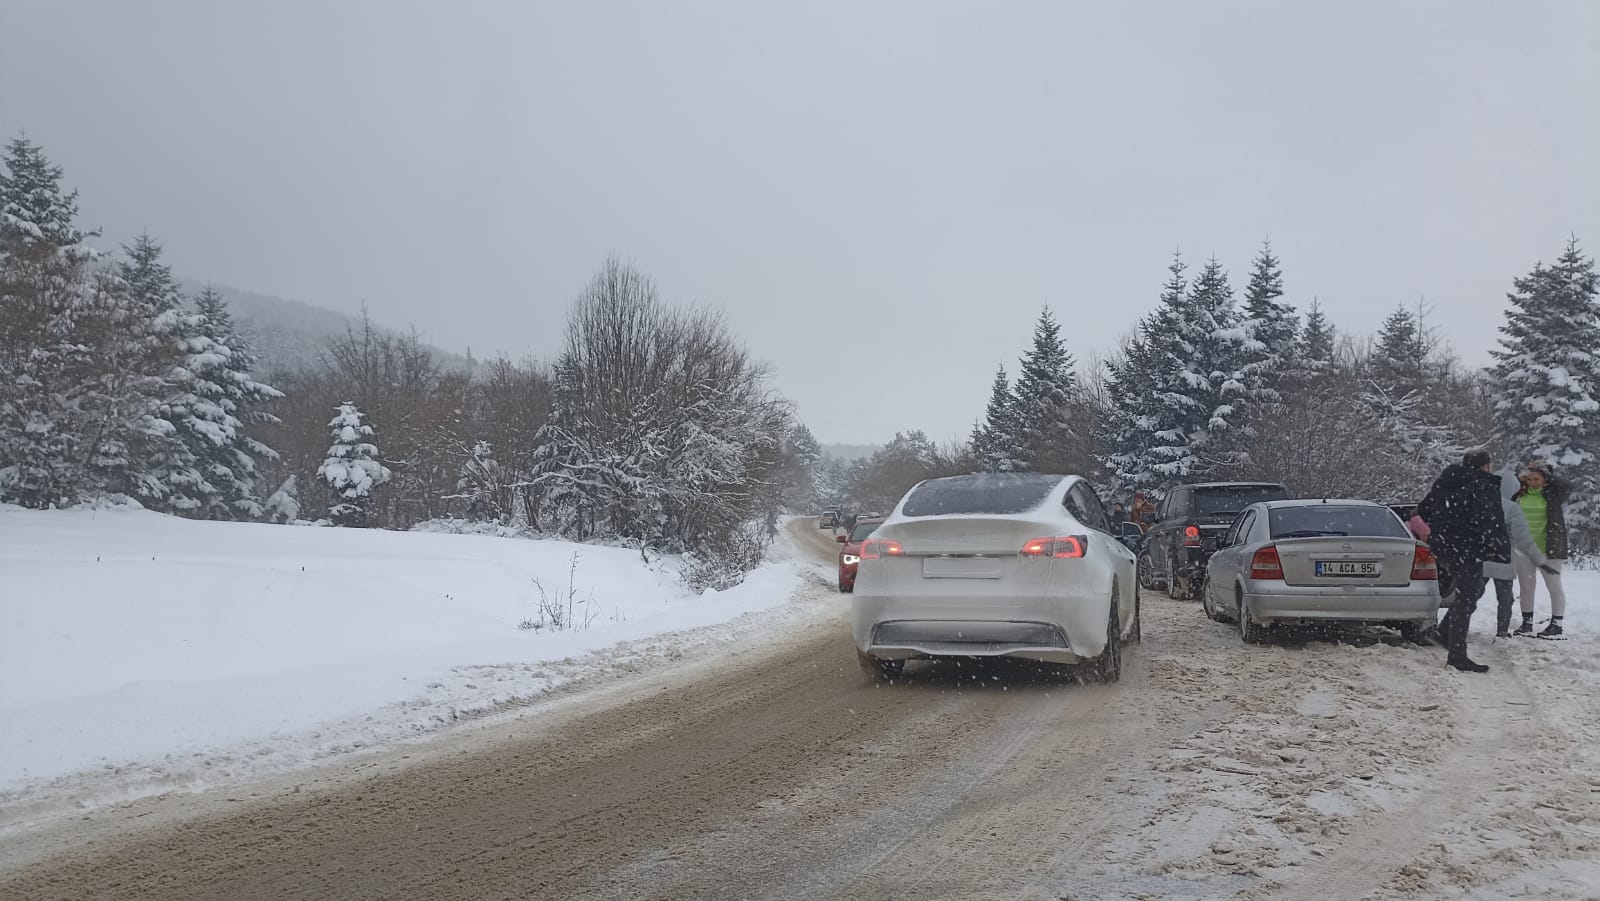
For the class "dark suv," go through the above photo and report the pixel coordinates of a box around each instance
[1141,482,1292,599]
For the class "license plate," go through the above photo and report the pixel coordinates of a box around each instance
[922,556,1002,580]
[1315,560,1380,577]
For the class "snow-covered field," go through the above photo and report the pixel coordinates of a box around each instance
[0,505,804,819]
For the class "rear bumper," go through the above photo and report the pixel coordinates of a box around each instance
[863,619,1083,664]
[1244,582,1439,624]
[853,591,1108,663]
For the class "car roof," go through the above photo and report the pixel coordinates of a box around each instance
[1178,481,1288,490]
[856,517,886,525]
[1255,498,1385,509]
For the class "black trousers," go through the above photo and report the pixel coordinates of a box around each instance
[1438,554,1486,661]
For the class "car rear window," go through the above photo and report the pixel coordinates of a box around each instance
[900,474,1062,517]
[1194,485,1289,515]
[1268,505,1408,538]
[849,521,882,541]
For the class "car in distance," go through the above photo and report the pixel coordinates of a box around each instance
[851,472,1140,682]
[1200,499,1440,643]
[836,517,886,592]
[819,509,840,529]
[1141,482,1292,600]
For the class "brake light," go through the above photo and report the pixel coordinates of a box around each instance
[1249,545,1283,580]
[1183,524,1202,547]
[860,538,903,560]
[1021,536,1088,558]
[1410,544,1438,581]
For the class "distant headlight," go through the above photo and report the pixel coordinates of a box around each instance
[842,554,861,565]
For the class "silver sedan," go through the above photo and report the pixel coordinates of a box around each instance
[1200,499,1441,643]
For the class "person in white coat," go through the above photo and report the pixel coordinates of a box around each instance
[1486,470,1554,637]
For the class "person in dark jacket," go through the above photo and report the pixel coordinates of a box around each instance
[1415,449,1510,673]
[1511,461,1572,638]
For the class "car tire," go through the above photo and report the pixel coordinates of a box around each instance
[1092,587,1123,683]
[1201,574,1227,623]
[1237,589,1269,644]
[857,651,904,682]
[1397,619,1433,644]
[1130,585,1143,643]
[1137,550,1159,591]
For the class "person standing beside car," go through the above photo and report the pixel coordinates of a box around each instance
[1512,461,1571,638]
[1128,491,1157,533]
[1485,469,1555,638]
[1415,449,1510,673]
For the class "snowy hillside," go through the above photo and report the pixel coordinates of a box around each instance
[187,281,475,376]
[0,506,804,816]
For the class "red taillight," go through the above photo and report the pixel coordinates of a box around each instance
[1410,544,1438,581]
[1020,536,1088,558]
[1249,545,1283,580]
[1183,524,1202,547]
[860,538,903,560]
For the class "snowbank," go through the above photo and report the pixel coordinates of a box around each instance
[0,506,802,809]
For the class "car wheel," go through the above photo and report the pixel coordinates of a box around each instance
[1092,586,1123,683]
[1397,619,1433,644]
[1130,584,1143,643]
[1201,574,1227,622]
[857,651,904,682]
[1237,589,1268,644]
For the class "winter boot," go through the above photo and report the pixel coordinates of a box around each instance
[1447,657,1490,674]
[1537,618,1565,640]
[1514,618,1535,637]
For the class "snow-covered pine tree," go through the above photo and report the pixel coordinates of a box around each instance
[1236,239,1300,404]
[263,475,300,523]
[972,364,1020,472]
[1107,253,1248,490]
[319,401,391,527]
[1368,306,1429,399]
[455,440,514,522]
[189,287,282,517]
[1100,255,1189,495]
[1299,298,1336,374]
[0,136,93,506]
[0,136,96,250]
[1490,237,1600,541]
[1011,308,1080,473]
[117,234,199,509]
[1362,305,1459,486]
[780,423,824,511]
[0,137,166,507]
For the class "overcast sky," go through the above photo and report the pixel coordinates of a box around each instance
[3,1,1597,444]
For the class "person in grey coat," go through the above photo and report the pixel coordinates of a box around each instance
[1485,470,1557,637]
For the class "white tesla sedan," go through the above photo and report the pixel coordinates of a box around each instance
[851,473,1140,682]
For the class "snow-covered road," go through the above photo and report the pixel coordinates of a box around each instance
[2,519,1597,899]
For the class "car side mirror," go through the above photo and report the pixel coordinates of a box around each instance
[836,534,848,543]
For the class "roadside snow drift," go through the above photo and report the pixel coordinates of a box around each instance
[0,505,801,806]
